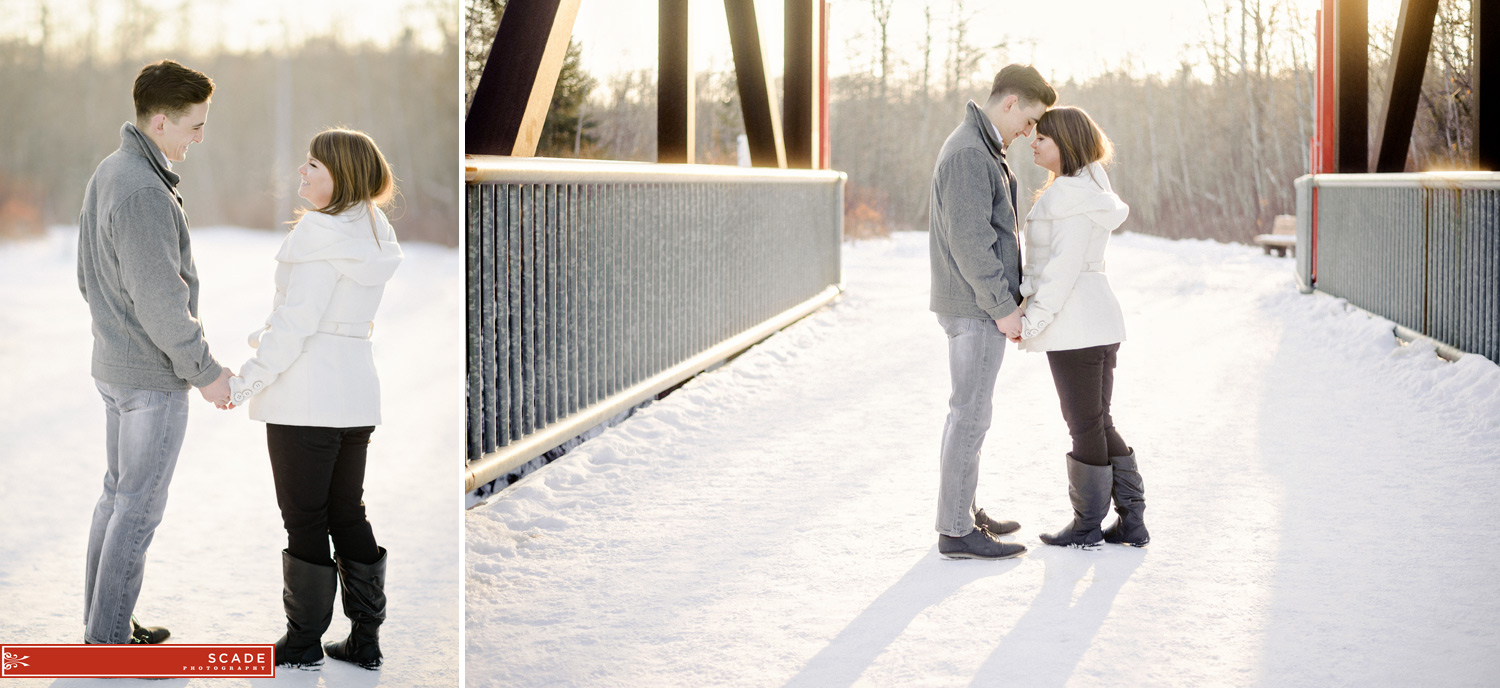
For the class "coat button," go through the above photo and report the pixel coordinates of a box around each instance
[253,381,264,390]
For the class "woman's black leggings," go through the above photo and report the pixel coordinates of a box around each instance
[1045,344,1131,466]
[266,424,381,566]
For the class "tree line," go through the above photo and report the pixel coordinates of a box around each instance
[1,11,459,245]
[469,0,1478,245]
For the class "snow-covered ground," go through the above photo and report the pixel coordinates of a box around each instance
[0,226,462,686]
[467,231,1500,687]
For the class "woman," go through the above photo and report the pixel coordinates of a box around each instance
[1015,106,1148,549]
[227,128,403,668]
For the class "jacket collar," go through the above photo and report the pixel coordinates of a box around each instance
[965,100,1007,160]
[1028,162,1130,229]
[118,122,181,190]
[277,205,403,286]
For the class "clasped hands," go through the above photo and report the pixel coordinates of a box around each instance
[996,308,1025,343]
[199,367,237,410]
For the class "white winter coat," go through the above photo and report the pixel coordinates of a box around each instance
[1018,162,1130,352]
[229,203,403,427]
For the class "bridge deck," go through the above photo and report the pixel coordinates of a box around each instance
[467,231,1500,687]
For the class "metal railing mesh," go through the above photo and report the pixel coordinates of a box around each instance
[466,160,844,464]
[1298,173,1500,363]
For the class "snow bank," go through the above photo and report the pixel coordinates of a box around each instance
[467,231,1500,687]
[0,226,461,686]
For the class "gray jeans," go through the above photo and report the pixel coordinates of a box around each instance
[935,314,1007,536]
[84,381,189,644]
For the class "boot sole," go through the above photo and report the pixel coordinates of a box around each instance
[1040,539,1103,550]
[276,660,324,671]
[326,652,383,670]
[939,548,1027,561]
[1103,531,1150,547]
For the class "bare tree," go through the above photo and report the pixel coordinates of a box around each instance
[1,10,460,244]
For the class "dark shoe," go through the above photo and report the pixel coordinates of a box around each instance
[1039,454,1112,549]
[130,616,170,644]
[1102,450,1150,547]
[324,547,387,670]
[84,636,150,645]
[938,528,1027,560]
[275,550,338,669]
[974,508,1020,536]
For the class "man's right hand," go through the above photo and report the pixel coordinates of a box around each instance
[995,309,1023,339]
[199,367,233,406]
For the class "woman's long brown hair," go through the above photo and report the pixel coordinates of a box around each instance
[1035,106,1113,185]
[298,128,397,242]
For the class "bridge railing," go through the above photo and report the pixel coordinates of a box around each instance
[1295,172,1500,363]
[465,157,845,491]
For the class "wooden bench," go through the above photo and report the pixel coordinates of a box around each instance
[1254,215,1297,257]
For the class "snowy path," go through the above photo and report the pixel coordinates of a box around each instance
[0,227,462,687]
[466,231,1500,687]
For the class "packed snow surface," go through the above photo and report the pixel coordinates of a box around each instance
[467,230,1500,687]
[0,227,462,686]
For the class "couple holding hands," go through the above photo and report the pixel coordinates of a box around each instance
[929,64,1151,560]
[77,60,401,670]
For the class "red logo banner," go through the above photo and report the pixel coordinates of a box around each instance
[1,644,276,678]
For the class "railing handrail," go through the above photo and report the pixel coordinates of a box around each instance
[464,157,845,493]
[1302,171,1500,189]
[1296,172,1500,365]
[465,155,847,185]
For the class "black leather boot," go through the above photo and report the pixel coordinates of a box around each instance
[274,550,337,668]
[1039,454,1112,549]
[131,616,170,644]
[1102,450,1150,547]
[324,547,387,670]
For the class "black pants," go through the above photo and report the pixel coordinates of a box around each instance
[266,424,380,566]
[1045,344,1131,467]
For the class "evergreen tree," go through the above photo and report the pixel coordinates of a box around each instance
[537,40,598,157]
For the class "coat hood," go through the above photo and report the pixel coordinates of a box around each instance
[1027,162,1129,230]
[276,203,403,286]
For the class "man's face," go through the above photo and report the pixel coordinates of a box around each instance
[147,101,210,162]
[993,95,1047,146]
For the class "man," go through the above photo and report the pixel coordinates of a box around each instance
[77,59,232,644]
[928,64,1056,560]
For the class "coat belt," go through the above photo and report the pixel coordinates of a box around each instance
[317,321,374,339]
[1081,260,1106,272]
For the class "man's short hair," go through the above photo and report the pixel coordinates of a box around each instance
[133,60,214,123]
[988,64,1056,107]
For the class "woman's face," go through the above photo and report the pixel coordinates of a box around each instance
[1031,133,1061,175]
[298,154,335,208]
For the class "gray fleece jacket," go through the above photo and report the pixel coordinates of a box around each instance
[928,100,1023,321]
[77,122,222,391]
